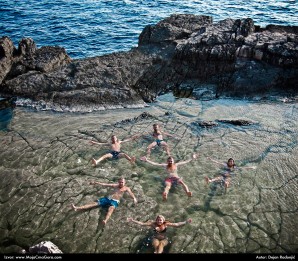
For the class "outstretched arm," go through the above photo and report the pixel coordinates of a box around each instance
[126,187,138,205]
[176,153,199,166]
[239,165,257,170]
[162,131,182,140]
[207,157,226,166]
[127,217,152,226]
[168,218,192,228]
[121,134,141,143]
[162,131,175,138]
[89,140,109,146]
[140,156,167,167]
[89,181,117,187]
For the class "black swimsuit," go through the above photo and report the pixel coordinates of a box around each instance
[109,150,120,159]
[153,226,167,240]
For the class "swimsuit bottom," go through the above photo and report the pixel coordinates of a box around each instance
[164,176,182,185]
[109,150,121,159]
[98,197,119,208]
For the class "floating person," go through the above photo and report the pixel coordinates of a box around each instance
[140,154,198,200]
[127,215,192,254]
[137,123,177,158]
[71,177,137,225]
[205,157,256,192]
[90,134,137,166]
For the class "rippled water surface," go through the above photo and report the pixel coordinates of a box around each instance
[0,96,297,253]
[1,0,298,253]
[1,0,298,58]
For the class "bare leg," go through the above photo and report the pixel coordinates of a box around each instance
[146,142,157,158]
[152,239,160,254]
[204,176,210,185]
[224,177,231,193]
[157,239,168,254]
[102,206,115,225]
[161,142,170,156]
[92,153,112,166]
[163,181,172,201]
[179,180,192,197]
[209,176,222,183]
[119,153,136,164]
[71,202,98,211]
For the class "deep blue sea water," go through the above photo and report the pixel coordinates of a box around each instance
[1,0,298,59]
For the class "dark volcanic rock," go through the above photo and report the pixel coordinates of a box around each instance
[218,119,255,126]
[0,14,297,112]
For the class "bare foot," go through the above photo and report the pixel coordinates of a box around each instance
[162,192,168,201]
[187,191,192,197]
[91,158,97,166]
[204,176,210,185]
[71,203,77,211]
[102,220,107,226]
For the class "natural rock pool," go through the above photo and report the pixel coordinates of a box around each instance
[0,94,297,253]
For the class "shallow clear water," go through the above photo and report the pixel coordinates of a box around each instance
[1,0,297,58]
[0,95,297,253]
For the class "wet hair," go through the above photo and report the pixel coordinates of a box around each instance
[156,215,170,224]
[118,177,125,182]
[111,135,118,142]
[156,215,165,223]
[227,158,235,166]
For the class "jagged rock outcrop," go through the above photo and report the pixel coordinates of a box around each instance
[24,241,63,254]
[0,14,297,112]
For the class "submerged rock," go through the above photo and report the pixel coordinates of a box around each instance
[27,241,63,254]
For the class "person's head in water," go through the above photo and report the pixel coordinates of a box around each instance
[153,124,160,131]
[111,135,118,143]
[118,177,125,188]
[227,158,235,168]
[155,215,166,225]
[167,156,174,166]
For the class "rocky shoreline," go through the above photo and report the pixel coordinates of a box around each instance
[0,14,297,112]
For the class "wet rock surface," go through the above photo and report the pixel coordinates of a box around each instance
[0,14,297,112]
[0,102,297,253]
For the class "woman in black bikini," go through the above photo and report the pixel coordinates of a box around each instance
[127,215,192,254]
[205,157,256,192]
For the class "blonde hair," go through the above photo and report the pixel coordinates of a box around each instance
[156,215,165,222]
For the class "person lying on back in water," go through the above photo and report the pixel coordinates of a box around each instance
[127,215,192,254]
[205,157,256,191]
[140,153,198,200]
[136,123,177,158]
[90,134,138,166]
[71,177,137,225]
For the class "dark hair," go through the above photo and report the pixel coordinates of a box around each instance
[227,158,235,166]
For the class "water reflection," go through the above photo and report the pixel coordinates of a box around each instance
[0,97,16,131]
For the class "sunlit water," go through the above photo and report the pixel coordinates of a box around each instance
[0,95,297,253]
[1,0,298,58]
[1,0,297,253]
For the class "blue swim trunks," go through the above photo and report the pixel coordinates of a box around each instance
[109,150,121,159]
[98,197,119,208]
[156,139,163,146]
